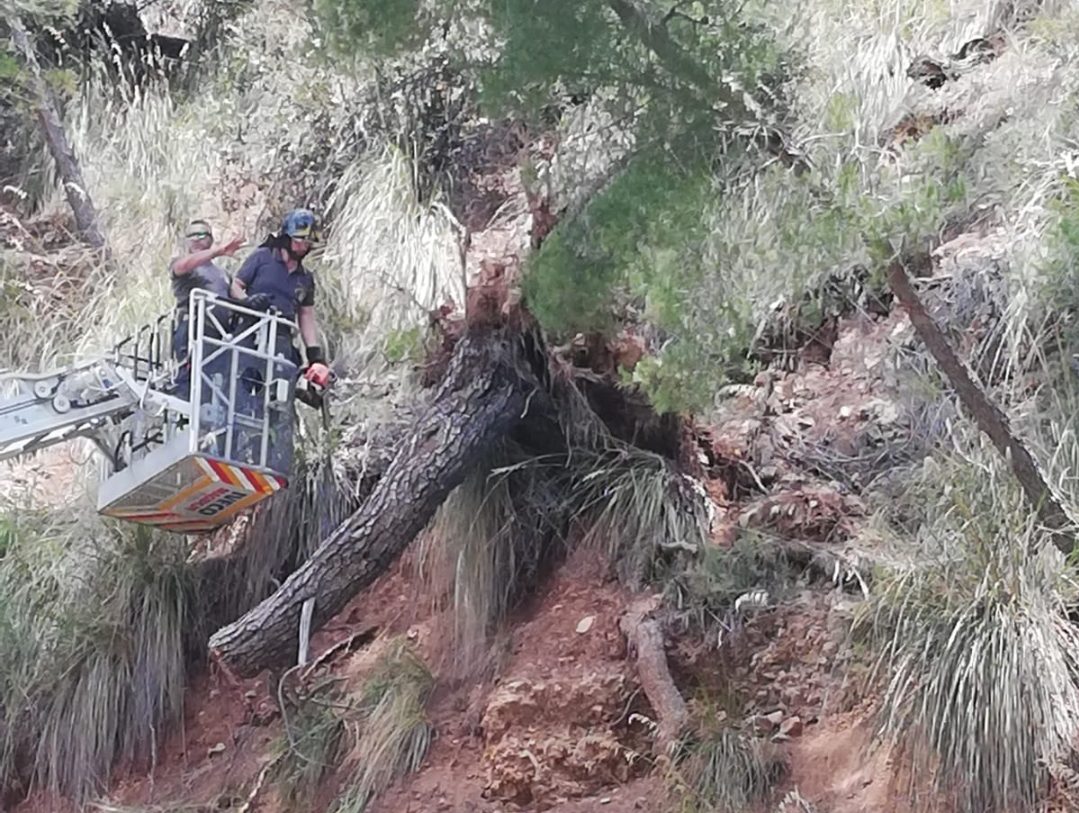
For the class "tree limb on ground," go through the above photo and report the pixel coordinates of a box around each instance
[887,258,1074,554]
[620,595,688,756]
[208,327,542,676]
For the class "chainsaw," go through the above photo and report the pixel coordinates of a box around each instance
[295,364,334,428]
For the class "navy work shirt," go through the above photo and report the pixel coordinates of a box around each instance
[235,246,316,320]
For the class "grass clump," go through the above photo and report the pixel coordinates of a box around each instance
[421,442,565,675]
[0,504,201,802]
[423,439,721,650]
[668,710,784,813]
[272,678,349,807]
[568,445,713,587]
[663,532,803,634]
[335,641,434,813]
[272,639,434,813]
[862,451,1079,813]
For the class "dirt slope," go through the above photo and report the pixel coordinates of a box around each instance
[9,300,935,813]
[6,83,962,813]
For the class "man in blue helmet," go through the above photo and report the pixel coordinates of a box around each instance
[224,208,331,468]
[230,208,331,391]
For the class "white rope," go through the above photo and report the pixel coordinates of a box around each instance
[298,597,315,666]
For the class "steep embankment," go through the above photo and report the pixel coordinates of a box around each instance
[14,296,926,813]
[11,2,1079,810]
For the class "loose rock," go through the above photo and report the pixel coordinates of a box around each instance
[780,716,804,738]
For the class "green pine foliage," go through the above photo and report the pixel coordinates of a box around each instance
[314,0,796,410]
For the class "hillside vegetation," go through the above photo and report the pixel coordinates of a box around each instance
[5,0,1079,811]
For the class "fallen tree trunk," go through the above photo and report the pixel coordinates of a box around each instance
[888,259,1074,554]
[208,328,537,676]
[195,424,402,633]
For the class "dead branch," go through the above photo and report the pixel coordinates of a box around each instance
[620,595,688,756]
[888,258,1074,554]
[7,16,108,252]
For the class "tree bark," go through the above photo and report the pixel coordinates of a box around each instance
[208,328,535,676]
[7,16,108,252]
[194,427,401,633]
[620,596,688,756]
[887,259,1073,554]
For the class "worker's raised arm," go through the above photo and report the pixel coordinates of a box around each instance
[172,235,244,277]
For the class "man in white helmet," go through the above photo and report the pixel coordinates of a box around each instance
[169,219,243,397]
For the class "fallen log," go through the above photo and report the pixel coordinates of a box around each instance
[208,327,539,676]
[620,595,688,756]
[195,441,393,623]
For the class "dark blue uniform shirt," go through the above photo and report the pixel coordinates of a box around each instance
[235,246,316,320]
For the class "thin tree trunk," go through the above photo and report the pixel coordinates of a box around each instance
[887,259,1073,554]
[8,16,107,251]
[208,329,535,676]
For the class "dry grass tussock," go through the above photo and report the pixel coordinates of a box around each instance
[667,708,785,813]
[272,639,433,813]
[417,434,718,680]
[0,497,202,802]
[417,441,566,676]
[334,641,434,813]
[319,143,465,374]
[861,448,1079,813]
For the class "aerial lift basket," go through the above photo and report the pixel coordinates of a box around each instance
[0,291,299,534]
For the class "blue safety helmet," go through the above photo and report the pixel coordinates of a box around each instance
[280,208,320,242]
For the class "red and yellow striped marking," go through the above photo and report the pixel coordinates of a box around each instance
[159,475,214,512]
[106,509,184,524]
[197,457,288,495]
[100,454,289,534]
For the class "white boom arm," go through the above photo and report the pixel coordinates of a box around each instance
[0,358,187,463]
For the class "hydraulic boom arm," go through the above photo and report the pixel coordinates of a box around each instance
[0,311,183,464]
[0,360,158,462]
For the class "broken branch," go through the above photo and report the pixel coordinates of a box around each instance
[620,596,688,756]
